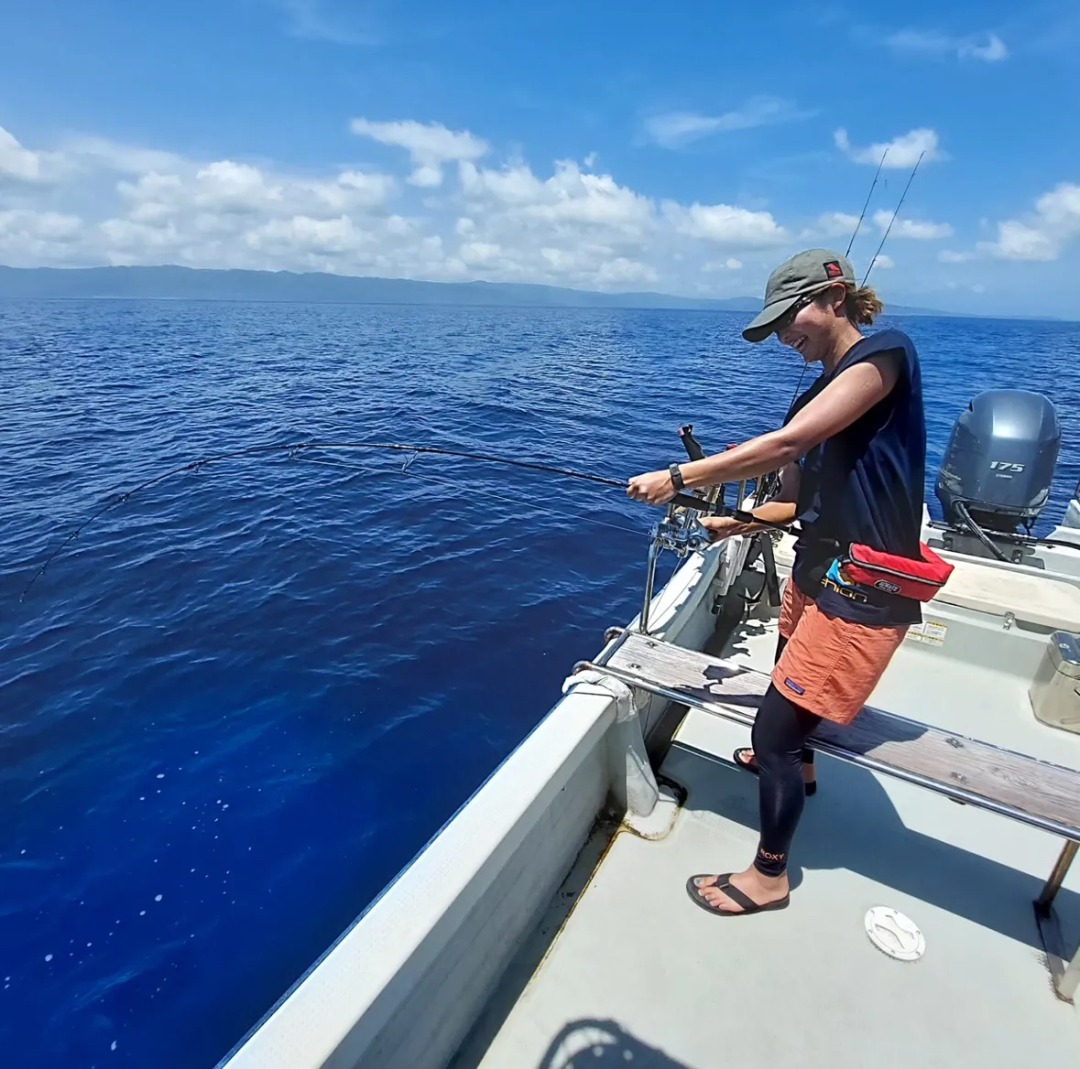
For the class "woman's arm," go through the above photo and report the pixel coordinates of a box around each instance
[699,462,800,539]
[628,354,899,505]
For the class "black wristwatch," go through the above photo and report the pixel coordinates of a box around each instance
[668,464,685,492]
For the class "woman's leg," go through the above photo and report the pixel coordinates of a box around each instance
[693,685,820,912]
[750,686,822,876]
[736,630,815,777]
[774,634,813,767]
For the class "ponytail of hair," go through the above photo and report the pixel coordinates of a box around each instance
[844,285,884,326]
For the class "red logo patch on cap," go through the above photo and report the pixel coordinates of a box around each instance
[823,260,843,279]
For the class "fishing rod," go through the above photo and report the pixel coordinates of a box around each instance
[862,150,925,286]
[20,439,798,598]
[845,147,889,257]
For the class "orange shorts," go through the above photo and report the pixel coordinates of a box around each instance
[772,579,907,725]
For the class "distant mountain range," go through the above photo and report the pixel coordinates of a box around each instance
[0,264,950,316]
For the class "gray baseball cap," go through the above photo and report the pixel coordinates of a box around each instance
[742,249,856,343]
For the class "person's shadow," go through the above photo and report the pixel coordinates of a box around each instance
[533,1018,691,1069]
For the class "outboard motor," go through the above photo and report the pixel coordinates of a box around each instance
[936,390,1060,535]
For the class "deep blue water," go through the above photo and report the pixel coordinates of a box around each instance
[2,300,1078,1068]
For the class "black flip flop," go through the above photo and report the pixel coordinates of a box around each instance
[732,748,817,797]
[733,747,760,776]
[685,873,790,917]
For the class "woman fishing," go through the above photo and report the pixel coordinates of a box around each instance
[627,248,928,916]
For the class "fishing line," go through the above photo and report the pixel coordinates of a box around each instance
[398,467,647,538]
[304,451,647,538]
[18,440,679,598]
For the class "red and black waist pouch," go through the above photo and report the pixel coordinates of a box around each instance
[841,542,954,602]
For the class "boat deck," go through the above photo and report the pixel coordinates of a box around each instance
[454,610,1080,1069]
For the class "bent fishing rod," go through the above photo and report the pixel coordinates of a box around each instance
[20,439,799,598]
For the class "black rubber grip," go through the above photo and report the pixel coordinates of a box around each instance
[678,424,706,462]
[672,492,720,514]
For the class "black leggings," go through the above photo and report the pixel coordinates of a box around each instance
[773,633,814,767]
[750,683,822,877]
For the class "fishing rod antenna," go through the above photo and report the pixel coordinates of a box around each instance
[862,150,925,286]
[845,147,888,258]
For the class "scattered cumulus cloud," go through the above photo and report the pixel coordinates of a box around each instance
[644,97,815,148]
[4,116,1073,301]
[871,209,952,240]
[663,201,787,246]
[869,253,895,269]
[350,118,489,188]
[802,211,860,240]
[976,183,1080,261]
[934,183,1080,263]
[886,29,1008,63]
[703,257,744,272]
[0,126,44,182]
[834,127,943,168]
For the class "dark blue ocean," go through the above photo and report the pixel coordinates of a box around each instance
[2,300,1078,1068]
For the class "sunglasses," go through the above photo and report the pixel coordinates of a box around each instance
[772,293,815,337]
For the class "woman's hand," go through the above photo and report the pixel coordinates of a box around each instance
[699,515,757,541]
[627,469,677,506]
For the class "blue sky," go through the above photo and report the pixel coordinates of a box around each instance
[1,0,1078,317]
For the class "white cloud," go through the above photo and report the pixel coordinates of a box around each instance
[58,135,184,176]
[703,257,744,271]
[458,240,500,266]
[802,211,860,239]
[0,126,44,182]
[595,257,658,287]
[834,127,943,168]
[963,34,1008,61]
[983,220,1058,261]
[20,116,1059,300]
[0,206,97,268]
[644,97,814,148]
[870,253,895,269]
[871,209,952,239]
[977,182,1080,261]
[350,118,488,187]
[461,160,654,238]
[193,161,284,212]
[664,201,787,246]
[459,160,544,206]
[887,29,1008,63]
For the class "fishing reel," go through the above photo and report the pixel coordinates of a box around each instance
[637,425,723,634]
[638,497,719,635]
[650,507,713,557]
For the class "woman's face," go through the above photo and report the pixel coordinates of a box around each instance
[777,286,846,364]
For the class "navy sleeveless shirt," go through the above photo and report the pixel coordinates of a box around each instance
[786,328,926,627]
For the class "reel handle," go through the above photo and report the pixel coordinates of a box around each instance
[677,424,706,462]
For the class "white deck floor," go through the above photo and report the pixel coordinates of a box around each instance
[456,610,1080,1069]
